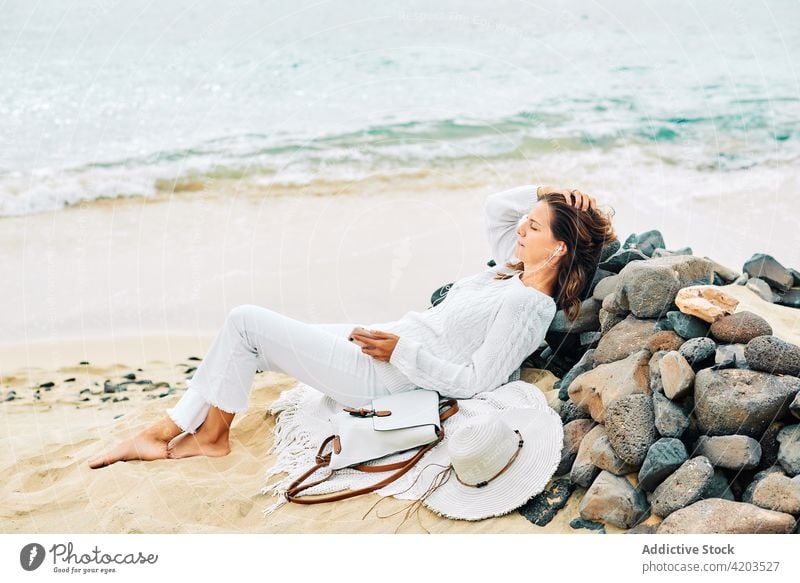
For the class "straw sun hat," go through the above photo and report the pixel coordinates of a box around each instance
[420,406,564,521]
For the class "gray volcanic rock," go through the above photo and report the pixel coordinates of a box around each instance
[742,253,795,292]
[638,438,688,492]
[776,287,800,309]
[599,247,649,273]
[777,423,800,476]
[701,469,735,501]
[559,398,593,424]
[598,308,626,335]
[592,273,620,302]
[518,478,576,527]
[707,258,740,283]
[679,337,717,369]
[623,230,665,258]
[593,315,659,365]
[556,350,596,401]
[744,335,800,377]
[652,391,690,438]
[693,368,800,437]
[605,394,657,466]
[549,297,602,334]
[649,350,667,394]
[754,422,786,472]
[650,456,715,518]
[694,435,761,470]
[746,277,779,302]
[709,311,773,343]
[606,255,714,318]
[666,311,710,339]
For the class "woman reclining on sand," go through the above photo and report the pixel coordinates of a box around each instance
[89,185,617,468]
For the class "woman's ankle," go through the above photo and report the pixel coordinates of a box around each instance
[196,424,230,443]
[144,415,184,441]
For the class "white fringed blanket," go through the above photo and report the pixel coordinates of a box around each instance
[260,380,552,516]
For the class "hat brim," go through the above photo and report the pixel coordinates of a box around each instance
[421,405,564,521]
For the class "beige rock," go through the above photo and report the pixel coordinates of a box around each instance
[656,498,796,534]
[659,351,695,400]
[694,435,761,470]
[544,388,563,414]
[705,257,740,282]
[751,473,800,514]
[589,434,638,475]
[675,285,739,323]
[578,470,650,529]
[568,349,651,423]
[557,418,597,476]
[520,367,558,391]
[571,424,607,487]
[593,315,658,364]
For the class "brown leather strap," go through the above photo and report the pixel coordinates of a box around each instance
[454,430,523,488]
[350,398,458,473]
[342,407,392,417]
[285,398,458,504]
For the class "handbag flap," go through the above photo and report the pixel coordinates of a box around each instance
[371,389,441,431]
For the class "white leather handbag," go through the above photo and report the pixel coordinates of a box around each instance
[329,389,444,470]
[285,389,458,505]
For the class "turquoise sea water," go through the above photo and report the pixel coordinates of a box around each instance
[1,0,798,216]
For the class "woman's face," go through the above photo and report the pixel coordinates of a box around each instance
[515,201,564,266]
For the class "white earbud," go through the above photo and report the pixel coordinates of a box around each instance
[523,244,564,275]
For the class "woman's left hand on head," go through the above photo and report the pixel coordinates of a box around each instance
[350,330,399,363]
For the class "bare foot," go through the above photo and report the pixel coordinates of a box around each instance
[87,431,169,469]
[166,431,231,459]
[88,416,182,469]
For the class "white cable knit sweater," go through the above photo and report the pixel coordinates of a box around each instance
[365,184,557,400]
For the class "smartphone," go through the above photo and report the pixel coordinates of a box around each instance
[349,326,377,343]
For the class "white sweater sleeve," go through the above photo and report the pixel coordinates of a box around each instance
[388,294,554,399]
[483,184,540,266]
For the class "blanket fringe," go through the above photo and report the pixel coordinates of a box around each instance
[260,384,331,509]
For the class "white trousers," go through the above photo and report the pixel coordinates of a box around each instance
[165,304,417,434]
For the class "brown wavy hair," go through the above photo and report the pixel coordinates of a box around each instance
[493,191,618,322]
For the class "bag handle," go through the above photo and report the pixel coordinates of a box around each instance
[284,398,458,504]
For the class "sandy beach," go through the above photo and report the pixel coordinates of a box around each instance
[2,182,799,534]
[0,185,601,534]
[0,334,606,534]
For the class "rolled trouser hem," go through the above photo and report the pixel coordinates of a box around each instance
[165,388,212,434]
[192,390,248,415]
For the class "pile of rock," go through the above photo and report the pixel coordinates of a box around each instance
[530,231,800,534]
